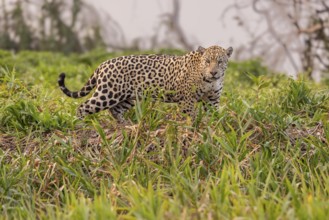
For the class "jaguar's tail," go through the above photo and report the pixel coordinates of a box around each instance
[58,72,97,98]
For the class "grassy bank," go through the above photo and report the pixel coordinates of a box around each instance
[0,49,329,219]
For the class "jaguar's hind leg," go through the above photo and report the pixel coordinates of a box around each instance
[109,99,135,123]
[76,95,119,119]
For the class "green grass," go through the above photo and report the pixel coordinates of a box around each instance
[0,49,329,219]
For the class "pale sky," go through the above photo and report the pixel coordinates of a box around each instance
[88,0,251,50]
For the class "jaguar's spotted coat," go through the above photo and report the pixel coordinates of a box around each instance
[58,45,233,122]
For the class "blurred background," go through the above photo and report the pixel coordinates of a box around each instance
[0,0,328,80]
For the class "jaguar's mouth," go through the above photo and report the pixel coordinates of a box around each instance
[203,76,220,83]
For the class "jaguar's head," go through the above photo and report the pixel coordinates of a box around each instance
[198,45,233,82]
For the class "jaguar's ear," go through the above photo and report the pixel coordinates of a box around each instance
[226,47,233,58]
[197,46,206,54]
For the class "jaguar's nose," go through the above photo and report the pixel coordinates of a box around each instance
[210,71,217,76]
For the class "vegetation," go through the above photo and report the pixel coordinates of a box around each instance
[0,0,107,53]
[0,49,329,219]
[227,0,329,80]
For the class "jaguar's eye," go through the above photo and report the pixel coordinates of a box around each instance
[218,60,222,64]
[206,59,210,64]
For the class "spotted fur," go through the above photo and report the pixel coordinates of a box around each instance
[58,45,233,122]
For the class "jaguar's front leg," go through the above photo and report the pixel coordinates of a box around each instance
[207,96,220,110]
[178,93,198,121]
[203,88,222,111]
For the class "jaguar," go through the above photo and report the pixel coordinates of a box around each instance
[58,45,233,122]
